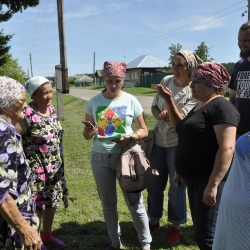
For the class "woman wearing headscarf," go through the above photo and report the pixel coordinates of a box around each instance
[147,50,202,244]
[17,76,68,250]
[157,62,240,249]
[0,76,41,250]
[83,61,152,250]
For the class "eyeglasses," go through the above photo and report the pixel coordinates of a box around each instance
[17,98,26,104]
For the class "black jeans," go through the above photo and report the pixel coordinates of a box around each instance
[182,177,225,250]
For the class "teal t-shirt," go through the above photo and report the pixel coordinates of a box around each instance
[85,92,143,153]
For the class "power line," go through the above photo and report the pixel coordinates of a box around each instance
[109,7,245,55]
[30,2,43,52]
[97,1,246,55]
[30,0,49,54]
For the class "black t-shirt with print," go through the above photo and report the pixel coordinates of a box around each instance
[175,97,240,178]
[228,59,250,135]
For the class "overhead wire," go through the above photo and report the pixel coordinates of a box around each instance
[30,0,49,55]
[105,6,245,55]
[97,1,246,55]
[30,2,43,53]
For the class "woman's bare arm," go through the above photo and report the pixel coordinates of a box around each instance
[15,118,28,135]
[0,194,42,249]
[156,85,184,127]
[82,113,97,140]
[203,124,236,206]
[113,113,148,147]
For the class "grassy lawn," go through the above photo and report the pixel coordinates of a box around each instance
[42,93,198,250]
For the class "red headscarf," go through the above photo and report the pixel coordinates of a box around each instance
[191,62,230,89]
[103,61,126,79]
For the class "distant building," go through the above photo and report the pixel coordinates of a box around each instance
[73,74,84,80]
[126,55,169,87]
[94,55,170,88]
[95,70,103,85]
[75,75,94,87]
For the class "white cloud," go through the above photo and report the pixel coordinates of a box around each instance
[192,16,223,31]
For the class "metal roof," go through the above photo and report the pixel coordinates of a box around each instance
[95,70,103,77]
[126,55,168,69]
[75,75,93,82]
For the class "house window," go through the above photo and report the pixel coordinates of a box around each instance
[132,72,138,80]
[125,73,130,80]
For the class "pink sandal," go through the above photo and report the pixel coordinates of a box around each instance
[43,238,67,248]
[41,245,48,250]
[50,238,67,247]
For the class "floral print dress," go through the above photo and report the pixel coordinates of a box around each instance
[22,105,68,212]
[0,117,39,250]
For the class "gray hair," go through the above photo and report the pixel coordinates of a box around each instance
[239,21,250,31]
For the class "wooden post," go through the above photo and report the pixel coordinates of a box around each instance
[248,0,250,21]
[57,0,69,94]
[93,52,96,86]
[55,64,64,120]
[29,53,33,77]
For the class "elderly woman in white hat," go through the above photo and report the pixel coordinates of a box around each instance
[0,76,42,250]
[17,76,68,250]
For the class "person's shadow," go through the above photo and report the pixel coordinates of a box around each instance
[51,220,196,250]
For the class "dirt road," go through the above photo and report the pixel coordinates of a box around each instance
[69,88,154,114]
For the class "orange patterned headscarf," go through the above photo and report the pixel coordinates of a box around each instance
[103,61,126,79]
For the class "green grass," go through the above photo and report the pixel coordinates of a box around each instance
[42,93,198,250]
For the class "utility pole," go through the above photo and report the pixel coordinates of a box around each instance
[57,0,69,94]
[93,52,96,86]
[55,64,64,120]
[27,68,29,78]
[248,0,250,21]
[29,53,33,77]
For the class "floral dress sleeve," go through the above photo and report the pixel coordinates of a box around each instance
[0,120,19,203]
[0,118,38,249]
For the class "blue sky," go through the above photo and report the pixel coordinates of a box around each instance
[1,0,248,77]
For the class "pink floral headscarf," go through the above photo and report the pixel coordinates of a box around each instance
[191,62,230,89]
[0,76,25,107]
[103,61,126,79]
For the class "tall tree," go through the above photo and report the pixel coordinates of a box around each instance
[0,54,27,83]
[0,0,39,66]
[194,42,214,62]
[168,43,182,65]
[69,77,76,86]
[0,29,12,65]
[221,62,235,75]
[0,0,39,15]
